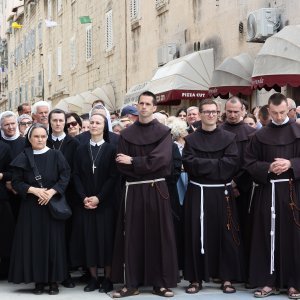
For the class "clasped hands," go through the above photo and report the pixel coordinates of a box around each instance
[269,158,291,176]
[30,187,56,205]
[83,196,99,209]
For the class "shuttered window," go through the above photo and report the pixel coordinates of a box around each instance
[86,25,92,61]
[105,10,113,51]
[48,53,52,82]
[130,0,139,19]
[57,47,62,76]
[70,37,76,70]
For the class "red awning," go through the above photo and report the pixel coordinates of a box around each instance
[209,53,254,98]
[252,74,300,90]
[147,49,214,105]
[252,25,300,90]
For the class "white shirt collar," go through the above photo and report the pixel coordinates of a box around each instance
[90,139,105,146]
[51,132,66,141]
[33,146,50,154]
[272,116,289,126]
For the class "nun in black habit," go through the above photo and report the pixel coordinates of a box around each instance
[70,113,118,293]
[8,123,70,295]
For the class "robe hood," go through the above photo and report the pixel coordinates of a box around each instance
[255,121,300,145]
[121,119,171,145]
[185,127,236,152]
[220,121,256,142]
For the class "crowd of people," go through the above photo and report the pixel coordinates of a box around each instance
[0,91,300,299]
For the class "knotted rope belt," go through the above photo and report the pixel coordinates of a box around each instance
[190,181,239,255]
[270,179,290,274]
[248,182,259,213]
[124,178,167,212]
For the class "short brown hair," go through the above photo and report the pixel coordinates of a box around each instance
[268,93,287,106]
[138,91,157,105]
[199,99,218,112]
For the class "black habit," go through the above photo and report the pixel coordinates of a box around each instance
[166,143,184,270]
[1,136,26,219]
[8,149,70,284]
[0,141,15,277]
[219,121,256,276]
[112,119,178,288]
[70,142,117,267]
[244,120,300,288]
[182,127,244,283]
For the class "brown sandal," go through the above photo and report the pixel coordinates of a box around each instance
[185,282,202,294]
[221,283,236,294]
[113,287,139,298]
[288,287,300,299]
[152,287,174,297]
[254,287,280,298]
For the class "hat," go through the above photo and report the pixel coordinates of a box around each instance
[121,105,139,117]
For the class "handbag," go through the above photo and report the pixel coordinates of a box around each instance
[25,149,72,220]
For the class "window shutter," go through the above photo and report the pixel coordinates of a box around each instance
[105,10,113,51]
[85,25,92,61]
[57,47,62,76]
[70,37,76,70]
[130,0,139,19]
[38,21,43,46]
[57,0,62,14]
[47,0,52,19]
[48,53,52,82]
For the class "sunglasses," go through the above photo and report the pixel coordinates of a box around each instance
[67,121,78,128]
[20,121,32,126]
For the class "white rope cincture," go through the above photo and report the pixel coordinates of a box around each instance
[270,179,289,274]
[248,182,259,214]
[190,181,232,255]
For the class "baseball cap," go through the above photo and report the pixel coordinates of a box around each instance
[121,105,139,117]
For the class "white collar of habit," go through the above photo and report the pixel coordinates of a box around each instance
[90,139,105,146]
[33,146,50,154]
[52,132,66,141]
[1,130,20,141]
[272,116,289,126]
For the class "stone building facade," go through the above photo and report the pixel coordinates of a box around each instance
[0,0,299,113]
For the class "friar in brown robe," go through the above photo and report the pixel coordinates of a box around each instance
[183,99,244,294]
[245,93,300,298]
[112,91,178,298]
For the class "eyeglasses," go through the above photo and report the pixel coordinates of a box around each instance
[19,121,32,126]
[201,110,218,116]
[67,121,78,128]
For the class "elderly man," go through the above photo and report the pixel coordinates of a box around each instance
[186,106,201,133]
[245,93,300,299]
[32,101,50,125]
